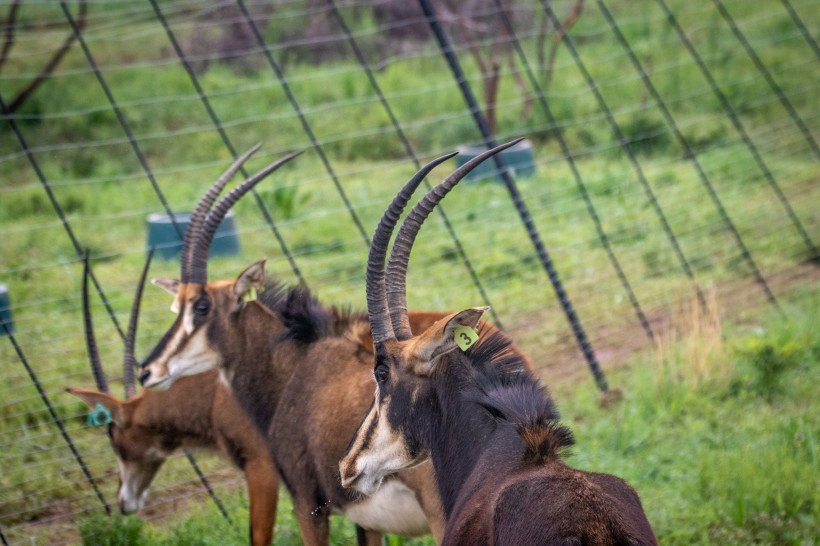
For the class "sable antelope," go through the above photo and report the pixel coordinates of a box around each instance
[68,254,279,546]
[137,144,531,545]
[339,138,658,545]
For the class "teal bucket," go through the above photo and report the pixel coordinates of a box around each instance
[455,139,536,182]
[0,283,12,336]
[146,211,241,260]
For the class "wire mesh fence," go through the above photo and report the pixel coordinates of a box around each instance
[0,0,817,543]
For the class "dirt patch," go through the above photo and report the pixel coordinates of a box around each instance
[515,263,819,388]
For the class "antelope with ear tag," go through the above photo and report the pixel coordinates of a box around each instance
[340,138,658,545]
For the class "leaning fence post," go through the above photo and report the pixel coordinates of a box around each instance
[491,0,656,344]
[323,0,505,328]
[417,0,609,392]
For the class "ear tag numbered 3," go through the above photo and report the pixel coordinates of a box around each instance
[87,403,112,427]
[243,286,258,303]
[454,325,479,352]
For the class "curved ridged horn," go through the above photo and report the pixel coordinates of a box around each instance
[189,150,303,285]
[181,144,262,282]
[123,248,154,400]
[82,252,108,393]
[366,152,458,345]
[386,138,524,340]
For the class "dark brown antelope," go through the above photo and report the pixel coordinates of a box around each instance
[68,254,279,546]
[339,139,659,545]
[137,144,530,545]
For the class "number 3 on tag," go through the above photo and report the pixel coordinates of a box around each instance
[454,325,479,351]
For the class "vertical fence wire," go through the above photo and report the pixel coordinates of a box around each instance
[655,0,816,260]
[1,316,111,516]
[594,0,782,313]
[148,0,305,285]
[492,0,656,343]
[780,0,820,60]
[535,0,708,311]
[711,0,820,159]
[417,0,609,392]
[324,0,505,328]
[236,0,371,247]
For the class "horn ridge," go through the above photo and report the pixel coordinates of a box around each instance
[181,143,262,282]
[82,252,109,394]
[366,151,457,345]
[189,150,303,285]
[123,248,154,400]
[386,138,524,340]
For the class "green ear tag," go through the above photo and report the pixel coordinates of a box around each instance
[243,286,258,303]
[87,403,112,427]
[454,325,479,352]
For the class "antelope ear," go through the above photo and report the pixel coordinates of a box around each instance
[152,278,182,313]
[66,388,129,427]
[407,306,488,375]
[152,277,180,295]
[235,260,266,302]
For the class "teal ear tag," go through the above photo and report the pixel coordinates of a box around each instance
[243,286,258,303]
[87,403,112,427]
[454,325,479,352]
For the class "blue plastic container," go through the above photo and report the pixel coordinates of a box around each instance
[455,139,536,182]
[0,283,12,336]
[146,210,241,260]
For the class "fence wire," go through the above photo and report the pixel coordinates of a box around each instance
[0,0,817,543]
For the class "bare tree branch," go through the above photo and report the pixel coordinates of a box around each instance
[7,0,88,113]
[544,0,584,86]
[0,0,22,75]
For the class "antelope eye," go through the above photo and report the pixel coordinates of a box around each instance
[194,298,210,316]
[374,365,389,384]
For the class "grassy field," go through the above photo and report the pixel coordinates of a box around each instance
[74,286,820,545]
[0,0,817,543]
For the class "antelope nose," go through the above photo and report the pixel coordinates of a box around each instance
[138,369,151,386]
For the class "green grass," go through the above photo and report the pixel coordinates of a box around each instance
[0,0,817,542]
[74,287,820,545]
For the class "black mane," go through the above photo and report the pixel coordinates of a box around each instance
[258,282,364,345]
[463,329,574,461]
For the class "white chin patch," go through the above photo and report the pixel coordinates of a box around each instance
[343,479,429,536]
[119,490,147,514]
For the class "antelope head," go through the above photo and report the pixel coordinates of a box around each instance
[137,145,301,390]
[69,252,166,514]
[339,139,522,495]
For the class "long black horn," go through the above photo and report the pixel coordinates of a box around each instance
[189,150,303,285]
[82,252,108,393]
[123,248,154,400]
[386,138,524,340]
[181,144,262,282]
[366,152,457,345]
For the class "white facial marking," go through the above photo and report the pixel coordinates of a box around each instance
[117,460,148,513]
[142,312,219,389]
[166,327,219,378]
[346,397,415,496]
[117,447,167,513]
